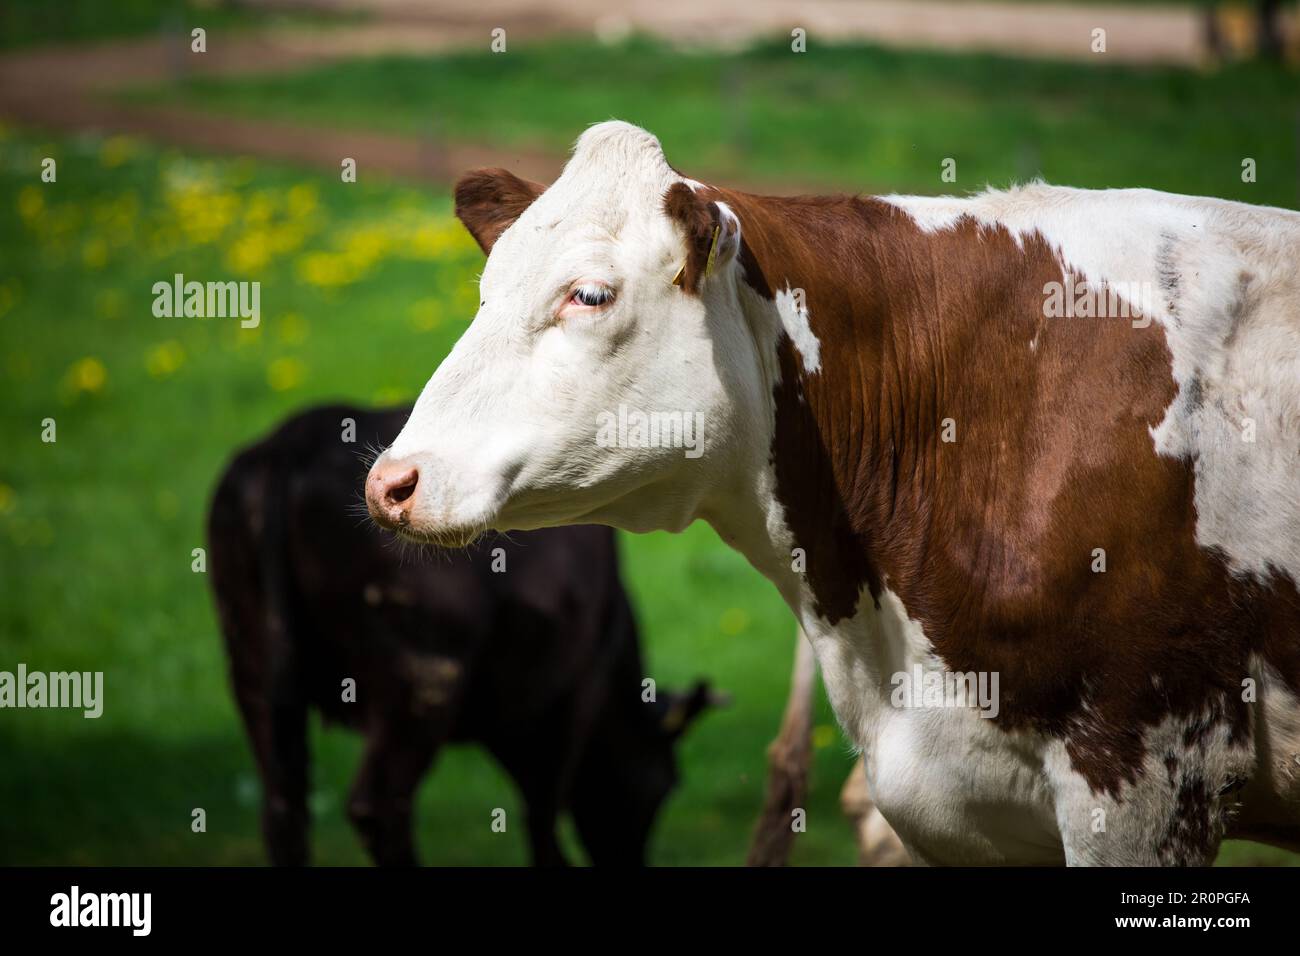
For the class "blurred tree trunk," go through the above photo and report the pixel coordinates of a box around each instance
[1258,0,1284,60]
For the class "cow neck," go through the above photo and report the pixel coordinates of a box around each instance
[713,188,969,627]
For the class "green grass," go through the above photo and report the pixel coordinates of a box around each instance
[0,0,362,51]
[122,34,1300,205]
[0,128,859,866]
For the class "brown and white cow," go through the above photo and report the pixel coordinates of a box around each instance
[367,121,1300,865]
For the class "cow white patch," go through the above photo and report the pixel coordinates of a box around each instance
[795,583,1061,864]
[774,286,821,374]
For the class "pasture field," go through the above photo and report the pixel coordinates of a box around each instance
[0,126,858,866]
[3,29,1298,866]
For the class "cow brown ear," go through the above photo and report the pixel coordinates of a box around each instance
[454,168,546,255]
[662,182,742,294]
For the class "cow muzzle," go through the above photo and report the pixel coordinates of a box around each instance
[365,457,420,531]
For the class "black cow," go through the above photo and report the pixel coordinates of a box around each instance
[207,404,717,866]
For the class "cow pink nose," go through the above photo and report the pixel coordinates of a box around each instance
[366,461,420,530]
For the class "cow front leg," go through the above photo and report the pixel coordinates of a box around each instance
[348,725,440,867]
[1049,736,1249,866]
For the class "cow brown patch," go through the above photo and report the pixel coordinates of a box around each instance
[702,185,1300,801]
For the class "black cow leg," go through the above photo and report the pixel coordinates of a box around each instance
[571,791,653,867]
[235,683,310,867]
[488,737,575,866]
[524,803,569,868]
[348,724,439,866]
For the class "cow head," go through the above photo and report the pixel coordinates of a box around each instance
[367,122,770,545]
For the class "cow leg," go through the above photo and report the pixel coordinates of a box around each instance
[569,723,670,866]
[1056,793,1226,867]
[224,610,310,868]
[569,781,652,866]
[487,749,568,866]
[1050,727,1251,866]
[495,750,571,867]
[747,630,817,866]
[840,757,912,866]
[523,797,568,867]
[490,721,587,867]
[211,465,312,866]
[232,679,311,867]
[348,723,440,867]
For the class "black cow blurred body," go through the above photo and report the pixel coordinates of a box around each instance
[208,404,714,866]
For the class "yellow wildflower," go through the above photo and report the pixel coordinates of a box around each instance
[409,298,442,331]
[286,183,318,219]
[226,230,272,273]
[296,252,356,288]
[99,135,137,168]
[719,607,750,635]
[82,237,109,269]
[812,725,837,749]
[17,186,44,223]
[145,340,186,379]
[276,313,309,345]
[95,288,123,320]
[266,357,305,391]
[64,356,107,395]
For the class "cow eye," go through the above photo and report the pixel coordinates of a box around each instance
[570,284,614,308]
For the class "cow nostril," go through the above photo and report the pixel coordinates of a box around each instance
[386,470,418,505]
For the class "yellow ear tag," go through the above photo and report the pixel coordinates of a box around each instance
[703,223,722,277]
[671,224,722,288]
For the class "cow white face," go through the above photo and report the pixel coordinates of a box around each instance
[366,122,764,545]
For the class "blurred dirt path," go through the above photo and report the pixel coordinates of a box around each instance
[0,0,1214,192]
[0,17,838,191]
[0,21,577,187]
[275,0,1210,65]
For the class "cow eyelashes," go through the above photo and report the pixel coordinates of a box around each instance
[569,283,615,308]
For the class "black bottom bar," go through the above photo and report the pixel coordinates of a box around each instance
[0,865,1282,940]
